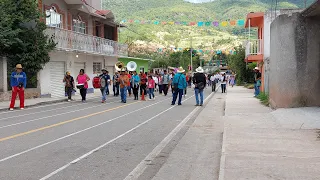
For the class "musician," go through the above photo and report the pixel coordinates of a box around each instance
[113,72,120,96]
[132,71,140,100]
[119,70,129,103]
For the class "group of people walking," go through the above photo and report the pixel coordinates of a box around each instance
[7,63,241,111]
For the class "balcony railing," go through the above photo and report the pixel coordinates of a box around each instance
[245,39,262,57]
[46,27,128,57]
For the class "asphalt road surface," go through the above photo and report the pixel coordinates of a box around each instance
[0,88,214,180]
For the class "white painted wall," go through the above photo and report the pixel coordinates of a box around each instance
[40,50,119,96]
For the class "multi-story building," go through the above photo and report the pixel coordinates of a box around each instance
[244,9,302,94]
[38,0,128,97]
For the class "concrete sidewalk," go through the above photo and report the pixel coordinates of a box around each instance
[220,86,320,180]
[152,91,225,180]
[0,91,101,111]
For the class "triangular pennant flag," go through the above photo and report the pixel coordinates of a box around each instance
[197,22,204,27]
[205,22,211,26]
[213,21,219,27]
[189,22,196,26]
[154,21,160,25]
[230,20,236,26]
[168,21,174,25]
[161,21,167,25]
[237,19,245,26]
[221,21,228,27]
[129,20,134,23]
[134,20,140,23]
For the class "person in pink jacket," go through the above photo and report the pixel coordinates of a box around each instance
[148,75,155,100]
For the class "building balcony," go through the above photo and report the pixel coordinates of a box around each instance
[46,27,128,57]
[244,39,263,62]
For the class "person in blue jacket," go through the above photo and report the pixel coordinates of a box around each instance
[131,71,140,100]
[9,64,27,110]
[171,67,187,105]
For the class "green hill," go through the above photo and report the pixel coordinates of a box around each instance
[103,0,313,52]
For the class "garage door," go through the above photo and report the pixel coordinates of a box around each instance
[74,62,85,74]
[48,62,65,98]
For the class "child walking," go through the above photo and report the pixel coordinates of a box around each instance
[148,75,155,100]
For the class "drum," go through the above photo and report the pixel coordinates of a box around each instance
[76,84,85,89]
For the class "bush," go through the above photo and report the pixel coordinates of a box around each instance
[256,92,269,106]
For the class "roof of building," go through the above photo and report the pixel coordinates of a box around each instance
[301,0,320,17]
[245,12,264,28]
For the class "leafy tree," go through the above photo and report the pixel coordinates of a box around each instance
[1,0,56,88]
[227,45,251,84]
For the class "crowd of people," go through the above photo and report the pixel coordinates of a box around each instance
[61,66,240,107]
[9,63,260,111]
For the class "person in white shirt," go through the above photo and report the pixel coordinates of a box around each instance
[153,75,159,92]
[210,72,219,92]
[220,73,227,93]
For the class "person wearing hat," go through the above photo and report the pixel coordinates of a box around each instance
[99,68,110,103]
[193,67,206,106]
[171,67,187,106]
[9,64,27,110]
[63,71,75,102]
[254,67,261,97]
[119,69,129,103]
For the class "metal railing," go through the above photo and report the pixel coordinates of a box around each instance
[245,39,263,56]
[46,27,128,57]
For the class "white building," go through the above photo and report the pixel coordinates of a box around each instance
[38,0,128,98]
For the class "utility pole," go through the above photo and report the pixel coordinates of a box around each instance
[190,37,193,71]
[304,0,307,8]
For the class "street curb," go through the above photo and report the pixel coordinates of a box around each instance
[218,89,227,180]
[0,95,101,112]
[0,99,67,112]
[218,123,227,180]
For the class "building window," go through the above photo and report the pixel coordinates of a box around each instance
[46,7,62,28]
[93,62,102,74]
[139,67,145,73]
[73,19,86,34]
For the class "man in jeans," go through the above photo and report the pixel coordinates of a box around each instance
[161,70,170,96]
[99,68,110,103]
[119,70,129,103]
[9,64,27,111]
[254,67,261,97]
[113,72,120,96]
[171,67,187,105]
[193,67,206,106]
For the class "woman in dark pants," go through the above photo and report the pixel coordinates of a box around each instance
[77,69,90,102]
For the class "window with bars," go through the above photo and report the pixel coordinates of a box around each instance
[45,7,62,28]
[93,62,102,74]
[73,19,86,34]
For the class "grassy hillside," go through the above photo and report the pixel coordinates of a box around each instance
[103,0,306,52]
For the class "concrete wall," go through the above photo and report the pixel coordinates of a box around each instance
[0,57,7,92]
[269,13,320,108]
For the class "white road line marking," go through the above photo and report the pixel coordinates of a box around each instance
[123,92,215,180]
[0,96,101,115]
[0,98,171,163]
[0,97,117,121]
[39,96,195,180]
[0,100,121,129]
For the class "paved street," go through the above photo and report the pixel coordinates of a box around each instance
[0,88,216,180]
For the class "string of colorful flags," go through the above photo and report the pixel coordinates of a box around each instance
[157,48,236,55]
[120,19,245,27]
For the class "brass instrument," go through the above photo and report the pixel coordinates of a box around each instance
[115,61,125,71]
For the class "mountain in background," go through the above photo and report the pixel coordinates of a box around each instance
[103,0,314,52]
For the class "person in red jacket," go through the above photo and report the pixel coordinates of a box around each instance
[126,71,132,97]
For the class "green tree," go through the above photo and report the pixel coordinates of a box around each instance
[227,45,249,84]
[1,0,56,88]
